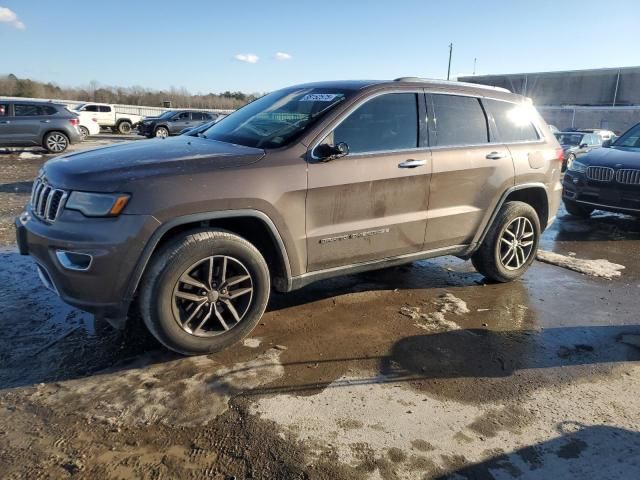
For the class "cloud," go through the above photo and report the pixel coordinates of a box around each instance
[234,53,259,64]
[0,6,25,29]
[274,52,292,61]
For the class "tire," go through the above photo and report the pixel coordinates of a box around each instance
[471,201,540,283]
[79,126,90,139]
[154,126,169,138]
[564,199,594,218]
[43,131,69,153]
[117,120,132,135]
[139,230,270,355]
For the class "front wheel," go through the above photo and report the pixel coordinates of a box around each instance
[43,131,69,153]
[139,230,270,355]
[154,126,169,138]
[471,201,540,283]
[564,199,594,218]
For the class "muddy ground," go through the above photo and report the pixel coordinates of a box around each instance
[1,138,639,479]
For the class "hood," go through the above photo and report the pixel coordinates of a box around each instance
[579,146,640,168]
[42,136,265,191]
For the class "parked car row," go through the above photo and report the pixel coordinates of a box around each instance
[0,99,226,153]
[563,121,640,218]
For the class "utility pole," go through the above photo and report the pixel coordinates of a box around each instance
[447,43,453,80]
[473,58,477,76]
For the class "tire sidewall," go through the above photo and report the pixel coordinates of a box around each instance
[144,233,270,355]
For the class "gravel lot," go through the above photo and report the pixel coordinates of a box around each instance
[1,136,639,479]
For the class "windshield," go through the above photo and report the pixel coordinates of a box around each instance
[555,133,584,146]
[613,124,640,149]
[201,87,352,149]
[157,110,176,119]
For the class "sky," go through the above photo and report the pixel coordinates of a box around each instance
[1,0,639,94]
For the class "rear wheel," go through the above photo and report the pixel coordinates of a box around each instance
[117,120,132,134]
[154,126,169,138]
[43,131,69,153]
[471,201,540,283]
[564,199,594,218]
[139,230,270,355]
[79,126,90,139]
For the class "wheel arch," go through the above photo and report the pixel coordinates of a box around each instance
[471,183,550,254]
[126,210,292,305]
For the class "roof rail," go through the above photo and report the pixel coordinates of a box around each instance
[393,77,511,93]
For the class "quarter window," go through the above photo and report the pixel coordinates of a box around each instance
[432,94,488,146]
[484,99,539,143]
[330,93,419,154]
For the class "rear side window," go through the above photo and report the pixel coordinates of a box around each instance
[331,93,419,154]
[484,99,540,143]
[431,94,488,146]
[14,104,45,116]
[98,106,111,113]
[42,106,58,115]
[192,112,204,120]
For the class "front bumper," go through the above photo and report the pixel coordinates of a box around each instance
[137,123,154,136]
[16,209,160,324]
[563,171,640,214]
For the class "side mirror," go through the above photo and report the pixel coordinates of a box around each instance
[314,142,349,162]
[602,140,612,148]
[579,143,588,148]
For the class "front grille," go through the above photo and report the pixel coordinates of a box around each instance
[30,178,68,222]
[586,166,614,182]
[615,169,640,185]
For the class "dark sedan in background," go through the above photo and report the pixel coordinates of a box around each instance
[138,110,218,138]
[555,131,602,170]
[563,122,640,217]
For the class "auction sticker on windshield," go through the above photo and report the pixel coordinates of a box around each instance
[300,94,341,102]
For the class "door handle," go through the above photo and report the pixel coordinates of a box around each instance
[486,152,507,160]
[398,159,426,168]
[40,120,51,123]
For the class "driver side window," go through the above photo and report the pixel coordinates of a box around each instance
[329,93,419,155]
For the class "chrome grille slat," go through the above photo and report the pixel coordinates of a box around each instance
[586,166,614,182]
[616,169,640,185]
[29,178,68,223]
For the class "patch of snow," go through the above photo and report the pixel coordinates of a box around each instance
[400,293,468,331]
[18,151,42,159]
[242,337,262,348]
[536,250,625,279]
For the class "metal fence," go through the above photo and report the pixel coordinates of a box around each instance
[0,96,235,116]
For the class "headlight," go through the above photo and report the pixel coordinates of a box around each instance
[568,160,587,174]
[66,192,130,217]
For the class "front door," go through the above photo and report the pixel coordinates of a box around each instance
[306,92,431,271]
[170,111,192,134]
[424,93,514,250]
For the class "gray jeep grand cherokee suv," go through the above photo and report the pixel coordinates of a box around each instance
[16,78,563,355]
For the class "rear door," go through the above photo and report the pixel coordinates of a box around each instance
[306,91,431,270]
[97,105,113,125]
[424,93,513,250]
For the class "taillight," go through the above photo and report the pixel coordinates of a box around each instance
[555,147,564,162]
[69,118,79,126]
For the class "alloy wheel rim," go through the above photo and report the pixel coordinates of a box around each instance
[156,128,168,138]
[171,255,253,337]
[499,217,535,271]
[47,134,67,152]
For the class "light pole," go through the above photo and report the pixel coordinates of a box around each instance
[447,43,453,80]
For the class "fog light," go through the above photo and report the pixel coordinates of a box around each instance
[56,250,93,271]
